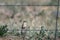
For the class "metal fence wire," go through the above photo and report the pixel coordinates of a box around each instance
[54,0,59,40]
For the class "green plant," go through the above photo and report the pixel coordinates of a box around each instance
[0,25,8,37]
[37,26,46,40]
[28,26,46,40]
[28,26,53,40]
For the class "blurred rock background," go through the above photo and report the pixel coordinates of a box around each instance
[0,6,57,30]
[0,0,60,40]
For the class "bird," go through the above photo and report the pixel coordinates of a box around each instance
[21,21,28,40]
